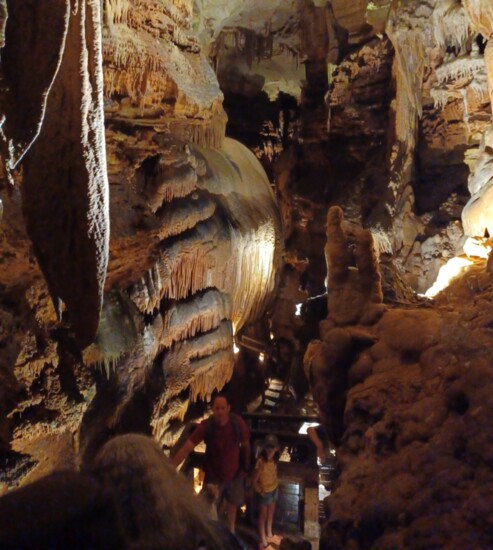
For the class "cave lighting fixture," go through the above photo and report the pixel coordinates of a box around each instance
[295,303,303,316]
[259,352,265,363]
[233,343,240,354]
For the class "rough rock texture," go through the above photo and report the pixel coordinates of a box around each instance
[21,0,110,349]
[307,209,493,548]
[0,0,69,181]
[2,3,493,548]
[102,0,226,147]
[0,0,282,486]
[1,0,110,348]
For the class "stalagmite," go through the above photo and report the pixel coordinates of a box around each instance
[325,205,385,326]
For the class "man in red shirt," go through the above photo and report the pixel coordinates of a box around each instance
[172,394,251,533]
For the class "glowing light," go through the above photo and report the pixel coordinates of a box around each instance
[233,343,239,354]
[193,468,203,494]
[425,256,473,297]
[298,422,320,434]
[463,237,491,259]
[259,352,265,363]
[295,303,303,316]
[269,332,274,340]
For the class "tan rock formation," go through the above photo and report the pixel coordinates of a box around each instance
[102,0,226,147]
[305,206,383,439]
[0,1,282,483]
[0,0,110,348]
[2,4,493,548]
[306,204,493,548]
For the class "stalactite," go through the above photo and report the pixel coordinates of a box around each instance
[162,321,232,374]
[0,0,70,185]
[160,289,231,349]
[14,335,59,387]
[188,349,234,402]
[158,322,233,410]
[463,0,493,38]
[152,395,190,446]
[102,2,223,137]
[162,219,228,301]
[228,220,278,332]
[370,226,393,256]
[435,56,485,85]
[144,158,200,210]
[432,0,472,55]
[156,195,215,239]
[20,0,110,348]
[129,260,168,315]
[470,73,489,101]
[431,88,453,109]
[82,291,139,370]
[212,25,278,73]
[104,0,130,29]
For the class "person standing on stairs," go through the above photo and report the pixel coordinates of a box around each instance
[252,434,283,550]
[172,393,251,534]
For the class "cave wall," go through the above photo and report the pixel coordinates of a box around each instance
[305,207,493,548]
[194,0,493,547]
[2,2,493,548]
[0,0,282,486]
[300,1,493,548]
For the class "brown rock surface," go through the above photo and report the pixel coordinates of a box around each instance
[306,209,493,548]
[1,3,493,548]
[0,1,282,485]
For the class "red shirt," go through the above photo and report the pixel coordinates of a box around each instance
[190,415,250,483]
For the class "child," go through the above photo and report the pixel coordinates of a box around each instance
[252,434,283,550]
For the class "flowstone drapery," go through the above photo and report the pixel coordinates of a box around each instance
[1,0,110,348]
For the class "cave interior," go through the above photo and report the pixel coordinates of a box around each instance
[1,0,493,548]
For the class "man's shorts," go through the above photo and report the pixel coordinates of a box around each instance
[217,476,245,506]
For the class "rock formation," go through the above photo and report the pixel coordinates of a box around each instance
[2,0,109,348]
[2,1,493,548]
[0,0,281,484]
[308,208,493,548]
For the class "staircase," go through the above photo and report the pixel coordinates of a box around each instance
[260,378,284,413]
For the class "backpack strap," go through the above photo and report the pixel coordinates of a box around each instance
[229,413,242,443]
[203,413,242,445]
[203,416,215,446]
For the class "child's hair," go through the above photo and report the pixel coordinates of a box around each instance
[259,433,280,462]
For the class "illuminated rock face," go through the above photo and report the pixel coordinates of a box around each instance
[1,0,109,348]
[0,1,281,484]
[2,4,493,546]
[0,129,281,480]
[97,134,282,448]
[305,207,493,548]
[102,0,226,147]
